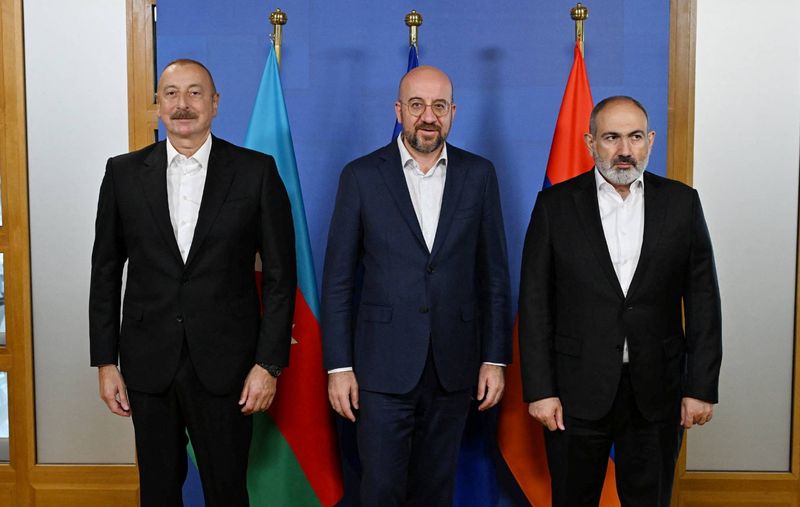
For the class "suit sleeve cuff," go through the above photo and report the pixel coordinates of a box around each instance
[482,362,506,367]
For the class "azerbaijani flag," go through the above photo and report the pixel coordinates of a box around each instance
[497,42,620,506]
[243,42,344,507]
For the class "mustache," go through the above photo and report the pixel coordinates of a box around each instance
[416,122,441,132]
[171,110,198,120]
[613,155,637,167]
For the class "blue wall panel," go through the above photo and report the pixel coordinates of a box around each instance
[156,1,671,308]
[158,2,670,505]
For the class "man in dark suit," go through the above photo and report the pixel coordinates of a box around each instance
[90,59,296,506]
[519,95,722,506]
[321,65,512,506]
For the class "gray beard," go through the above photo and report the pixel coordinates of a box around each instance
[595,153,649,186]
[405,130,445,154]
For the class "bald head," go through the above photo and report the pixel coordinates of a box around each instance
[398,65,454,103]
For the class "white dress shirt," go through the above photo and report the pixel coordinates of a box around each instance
[397,133,448,252]
[595,168,645,363]
[166,134,212,262]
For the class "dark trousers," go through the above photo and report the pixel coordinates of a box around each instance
[545,366,683,507]
[127,351,252,507]
[357,351,472,507]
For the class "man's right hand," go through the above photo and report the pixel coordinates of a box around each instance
[528,397,565,431]
[328,371,359,422]
[98,364,130,417]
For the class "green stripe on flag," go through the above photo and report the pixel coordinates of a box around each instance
[247,412,321,507]
[186,413,320,506]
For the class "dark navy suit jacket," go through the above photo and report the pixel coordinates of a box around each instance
[321,141,512,394]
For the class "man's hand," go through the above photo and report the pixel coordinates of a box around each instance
[239,365,278,415]
[681,397,714,429]
[528,397,565,431]
[328,371,359,422]
[98,364,130,417]
[476,364,505,411]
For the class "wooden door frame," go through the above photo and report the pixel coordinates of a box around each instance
[668,0,800,504]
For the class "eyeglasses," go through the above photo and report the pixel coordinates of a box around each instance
[400,99,452,118]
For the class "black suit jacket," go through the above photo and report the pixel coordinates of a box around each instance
[89,136,296,396]
[519,170,721,421]
[321,142,512,394]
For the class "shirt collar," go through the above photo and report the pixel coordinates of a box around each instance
[166,134,213,170]
[396,134,448,175]
[594,167,645,194]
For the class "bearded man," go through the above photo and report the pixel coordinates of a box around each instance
[321,65,512,506]
[518,96,722,506]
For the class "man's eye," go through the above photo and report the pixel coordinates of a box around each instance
[432,102,448,114]
[409,101,425,112]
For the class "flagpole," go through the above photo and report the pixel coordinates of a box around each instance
[405,10,423,48]
[270,8,287,67]
[571,3,589,56]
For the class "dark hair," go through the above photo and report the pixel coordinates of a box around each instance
[589,96,648,136]
[160,58,218,94]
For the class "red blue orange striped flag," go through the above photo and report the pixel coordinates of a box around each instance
[497,41,620,506]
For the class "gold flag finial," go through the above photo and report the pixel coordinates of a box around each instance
[571,3,589,56]
[270,8,288,67]
[405,10,423,48]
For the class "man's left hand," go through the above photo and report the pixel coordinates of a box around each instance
[476,364,505,411]
[239,365,278,415]
[681,397,714,429]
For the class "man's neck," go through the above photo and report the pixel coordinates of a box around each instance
[403,138,444,174]
[614,183,632,200]
[167,132,209,158]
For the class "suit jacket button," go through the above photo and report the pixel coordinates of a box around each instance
[419,306,429,314]
[176,315,184,323]
[625,305,634,311]
[427,265,435,274]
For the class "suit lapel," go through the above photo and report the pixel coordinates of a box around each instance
[429,145,467,260]
[184,136,235,268]
[626,172,667,301]
[572,171,625,299]
[140,142,184,265]
[377,143,428,252]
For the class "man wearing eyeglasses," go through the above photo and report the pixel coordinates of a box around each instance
[321,65,512,506]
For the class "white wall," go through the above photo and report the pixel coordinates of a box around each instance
[25,0,134,463]
[689,0,800,471]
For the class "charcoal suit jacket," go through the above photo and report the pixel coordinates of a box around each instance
[519,169,722,421]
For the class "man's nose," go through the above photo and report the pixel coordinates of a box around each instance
[618,137,633,156]
[175,93,188,108]
[419,103,438,122]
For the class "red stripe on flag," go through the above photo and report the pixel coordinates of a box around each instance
[545,43,595,185]
[256,270,343,506]
[269,288,343,507]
